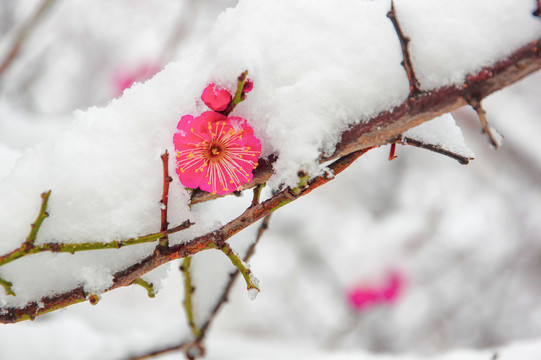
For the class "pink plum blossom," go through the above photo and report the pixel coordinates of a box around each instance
[201,83,232,112]
[173,111,261,195]
[346,270,405,312]
[112,61,160,97]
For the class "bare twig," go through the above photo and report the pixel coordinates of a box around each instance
[132,278,156,298]
[398,136,473,165]
[159,151,172,247]
[213,241,260,295]
[197,214,272,339]
[466,97,502,148]
[0,277,14,296]
[387,0,421,95]
[0,0,57,78]
[180,256,200,338]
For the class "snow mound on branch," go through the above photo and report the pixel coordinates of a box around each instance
[0,0,539,306]
[403,114,475,158]
[396,0,541,90]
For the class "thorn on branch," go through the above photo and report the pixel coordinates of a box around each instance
[387,0,421,96]
[388,143,398,161]
[466,97,503,148]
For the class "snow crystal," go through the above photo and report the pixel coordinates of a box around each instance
[403,114,475,158]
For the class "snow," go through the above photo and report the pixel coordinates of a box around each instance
[395,0,541,90]
[0,0,541,359]
[403,114,475,158]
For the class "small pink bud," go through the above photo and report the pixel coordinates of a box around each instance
[201,83,232,112]
[243,79,254,93]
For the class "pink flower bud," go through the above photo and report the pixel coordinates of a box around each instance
[201,83,232,112]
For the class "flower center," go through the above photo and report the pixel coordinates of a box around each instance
[211,145,220,155]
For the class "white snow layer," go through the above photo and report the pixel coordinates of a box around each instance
[403,114,475,158]
[0,0,540,306]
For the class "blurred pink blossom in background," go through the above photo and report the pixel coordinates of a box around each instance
[112,61,161,97]
[347,270,405,312]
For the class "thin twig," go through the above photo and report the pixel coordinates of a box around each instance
[387,0,421,95]
[180,256,201,338]
[159,151,172,247]
[398,136,473,165]
[0,277,14,296]
[0,219,193,268]
[132,278,156,298]
[466,97,501,148]
[22,190,51,251]
[197,214,272,339]
[212,241,260,294]
[221,70,249,116]
[0,0,57,78]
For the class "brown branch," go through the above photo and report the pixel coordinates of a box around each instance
[398,136,473,165]
[0,0,57,78]
[159,151,172,247]
[534,0,541,17]
[387,0,421,95]
[0,149,369,323]
[328,38,541,163]
[190,39,541,206]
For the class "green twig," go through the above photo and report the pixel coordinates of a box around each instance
[180,257,201,338]
[214,242,260,296]
[0,217,193,268]
[22,190,51,251]
[222,70,249,116]
[0,276,15,296]
[133,278,156,298]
